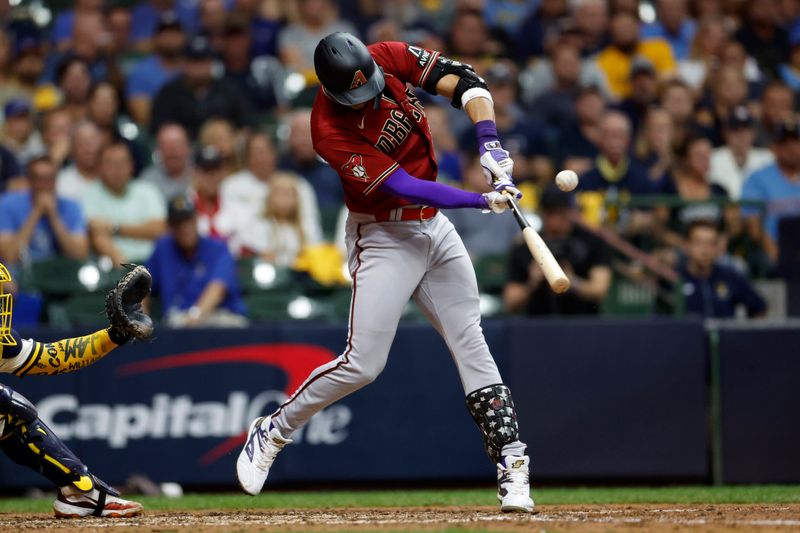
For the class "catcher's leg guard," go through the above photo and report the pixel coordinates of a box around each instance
[0,383,38,429]
[465,384,521,464]
[0,416,96,492]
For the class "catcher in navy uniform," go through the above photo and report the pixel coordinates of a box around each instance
[0,263,152,518]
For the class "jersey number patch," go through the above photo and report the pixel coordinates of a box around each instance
[342,154,369,181]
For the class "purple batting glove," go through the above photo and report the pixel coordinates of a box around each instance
[476,120,521,199]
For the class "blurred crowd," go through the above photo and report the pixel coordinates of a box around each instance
[0,0,798,325]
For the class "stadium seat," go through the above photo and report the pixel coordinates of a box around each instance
[22,258,117,297]
[600,275,655,316]
[237,258,293,293]
[245,291,330,322]
[473,254,508,294]
[47,292,106,327]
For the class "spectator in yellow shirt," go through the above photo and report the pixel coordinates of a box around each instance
[595,12,676,100]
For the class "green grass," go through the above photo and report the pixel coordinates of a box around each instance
[1,485,798,514]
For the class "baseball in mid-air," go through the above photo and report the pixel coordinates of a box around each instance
[555,169,579,192]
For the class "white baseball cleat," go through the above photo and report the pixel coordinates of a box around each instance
[496,455,534,513]
[53,486,143,518]
[237,416,292,495]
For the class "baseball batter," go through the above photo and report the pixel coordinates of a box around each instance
[238,33,533,512]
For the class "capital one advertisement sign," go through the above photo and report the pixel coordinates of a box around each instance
[1,326,491,487]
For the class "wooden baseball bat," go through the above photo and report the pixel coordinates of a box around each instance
[507,197,571,294]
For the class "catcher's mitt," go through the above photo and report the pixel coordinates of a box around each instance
[106,264,154,342]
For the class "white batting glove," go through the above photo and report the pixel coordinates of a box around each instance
[479,149,521,199]
[481,191,512,214]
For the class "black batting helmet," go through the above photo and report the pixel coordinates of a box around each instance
[314,32,385,106]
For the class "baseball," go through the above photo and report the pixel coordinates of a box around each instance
[555,170,579,192]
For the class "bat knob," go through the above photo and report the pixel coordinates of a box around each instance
[552,277,571,294]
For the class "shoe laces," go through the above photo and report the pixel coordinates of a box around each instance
[501,464,530,496]
[254,429,288,471]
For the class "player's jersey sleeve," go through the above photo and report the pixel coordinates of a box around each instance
[0,330,39,376]
[314,134,400,196]
[368,41,441,90]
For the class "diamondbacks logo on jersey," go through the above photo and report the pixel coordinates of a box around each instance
[350,70,368,90]
[342,154,369,180]
[407,45,431,67]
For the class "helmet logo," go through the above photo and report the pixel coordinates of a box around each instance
[350,70,368,90]
[341,154,369,181]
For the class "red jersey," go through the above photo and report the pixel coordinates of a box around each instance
[311,41,441,214]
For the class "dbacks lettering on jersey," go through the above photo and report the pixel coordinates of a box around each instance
[342,154,369,181]
[375,90,426,154]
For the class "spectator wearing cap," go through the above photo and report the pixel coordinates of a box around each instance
[676,220,766,318]
[130,0,199,48]
[150,36,254,139]
[641,0,697,60]
[1,99,44,166]
[0,156,89,266]
[81,142,167,265]
[126,11,186,126]
[278,0,357,80]
[278,108,343,210]
[614,56,659,136]
[220,132,322,257]
[710,106,774,199]
[56,120,102,202]
[459,62,547,183]
[190,146,229,238]
[6,29,59,112]
[754,81,795,148]
[146,195,247,328]
[141,123,193,201]
[595,11,676,100]
[741,118,800,264]
[504,185,612,315]
[221,13,283,112]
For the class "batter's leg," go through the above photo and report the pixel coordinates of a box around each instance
[237,220,430,496]
[272,223,428,435]
[413,215,533,512]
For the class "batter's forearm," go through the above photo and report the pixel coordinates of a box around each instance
[379,168,486,209]
[21,329,122,376]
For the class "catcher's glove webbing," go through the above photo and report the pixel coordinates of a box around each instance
[105,264,154,344]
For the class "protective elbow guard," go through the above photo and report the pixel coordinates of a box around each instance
[465,384,520,464]
[422,56,488,109]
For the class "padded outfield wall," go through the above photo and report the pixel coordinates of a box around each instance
[0,319,795,487]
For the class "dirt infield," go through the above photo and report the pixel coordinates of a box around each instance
[1,504,799,532]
